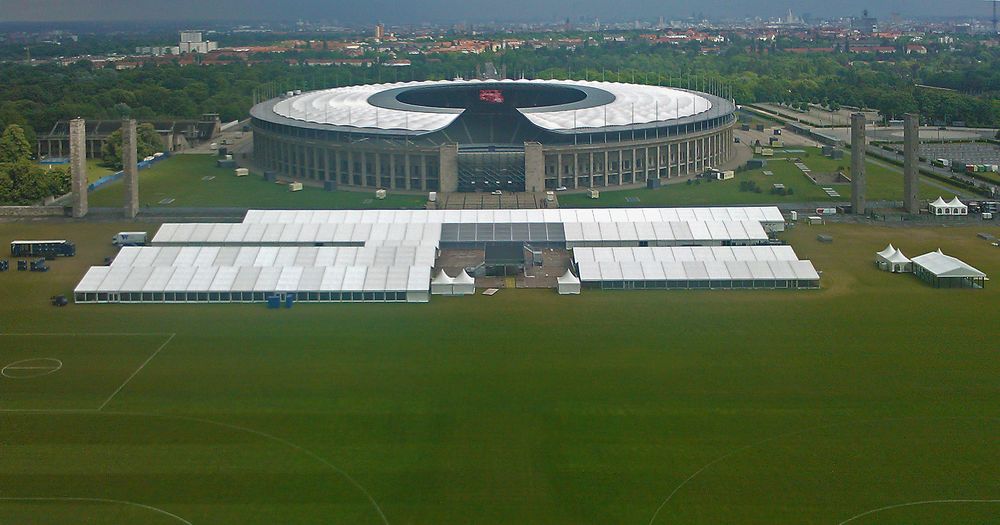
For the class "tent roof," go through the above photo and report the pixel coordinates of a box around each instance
[947,196,966,207]
[885,249,911,263]
[912,250,986,278]
[453,269,475,284]
[877,243,896,258]
[930,197,948,207]
[557,270,580,284]
[431,270,454,284]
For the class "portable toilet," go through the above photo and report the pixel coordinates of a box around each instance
[285,294,295,308]
[267,296,281,309]
[288,182,303,192]
[376,188,387,200]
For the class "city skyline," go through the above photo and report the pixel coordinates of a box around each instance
[0,0,993,23]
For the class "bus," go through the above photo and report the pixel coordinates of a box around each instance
[10,240,76,258]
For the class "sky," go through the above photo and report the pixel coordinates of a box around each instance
[0,0,990,23]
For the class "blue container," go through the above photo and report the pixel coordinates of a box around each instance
[266,296,281,309]
[285,294,295,308]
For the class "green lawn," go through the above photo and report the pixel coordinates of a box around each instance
[88,155,426,209]
[1,220,998,524]
[86,159,115,183]
[560,147,965,208]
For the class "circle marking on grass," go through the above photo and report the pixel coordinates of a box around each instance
[2,358,63,379]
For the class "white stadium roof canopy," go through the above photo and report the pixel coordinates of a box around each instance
[270,79,714,132]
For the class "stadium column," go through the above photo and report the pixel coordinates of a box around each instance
[556,153,563,187]
[850,113,866,215]
[69,118,88,218]
[573,153,579,189]
[524,142,544,193]
[439,144,458,193]
[122,119,139,219]
[588,152,595,188]
[903,113,920,214]
[313,145,320,180]
[403,153,411,190]
[685,141,690,175]
[388,153,396,189]
[346,150,354,185]
[618,146,625,186]
[374,152,381,187]
[323,148,330,181]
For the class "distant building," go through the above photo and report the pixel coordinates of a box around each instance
[375,23,385,41]
[851,16,878,35]
[179,31,217,54]
[37,114,222,159]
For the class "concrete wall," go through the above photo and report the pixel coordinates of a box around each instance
[0,206,69,218]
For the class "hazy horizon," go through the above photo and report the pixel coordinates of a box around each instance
[0,0,993,24]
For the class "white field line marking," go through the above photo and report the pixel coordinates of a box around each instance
[647,416,1000,525]
[98,333,176,411]
[838,499,1000,524]
[0,410,389,525]
[0,408,96,413]
[0,333,175,336]
[0,496,191,524]
[2,358,63,379]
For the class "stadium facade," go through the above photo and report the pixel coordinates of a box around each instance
[250,79,737,193]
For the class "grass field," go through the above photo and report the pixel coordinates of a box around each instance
[1,220,999,524]
[88,155,427,209]
[559,147,964,208]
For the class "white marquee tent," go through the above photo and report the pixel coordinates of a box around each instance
[557,270,581,295]
[452,269,477,295]
[928,196,968,216]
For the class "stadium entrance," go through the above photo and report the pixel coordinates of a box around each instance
[457,148,526,192]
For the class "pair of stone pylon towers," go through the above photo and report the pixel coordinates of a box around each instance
[849,112,920,215]
[69,118,140,219]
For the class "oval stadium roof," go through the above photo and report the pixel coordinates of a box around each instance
[269,79,715,133]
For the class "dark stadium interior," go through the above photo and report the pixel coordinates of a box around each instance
[395,83,588,109]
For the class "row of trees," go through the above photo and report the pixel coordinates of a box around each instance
[0,124,69,205]
[0,40,997,146]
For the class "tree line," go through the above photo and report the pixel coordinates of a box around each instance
[0,41,997,151]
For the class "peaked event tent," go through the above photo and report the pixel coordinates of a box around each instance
[557,270,581,295]
[928,196,968,216]
[452,270,476,295]
[875,244,896,265]
[884,248,912,273]
[430,270,455,295]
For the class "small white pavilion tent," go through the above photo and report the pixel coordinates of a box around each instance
[884,248,912,273]
[452,269,476,295]
[557,270,581,295]
[929,196,968,216]
[430,270,454,295]
[875,244,896,267]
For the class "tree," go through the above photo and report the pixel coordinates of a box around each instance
[0,124,33,163]
[100,122,162,170]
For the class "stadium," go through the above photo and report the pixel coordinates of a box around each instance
[250,79,737,193]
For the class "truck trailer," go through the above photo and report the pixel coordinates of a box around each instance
[112,232,148,247]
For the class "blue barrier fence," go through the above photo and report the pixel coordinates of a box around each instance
[87,153,171,192]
